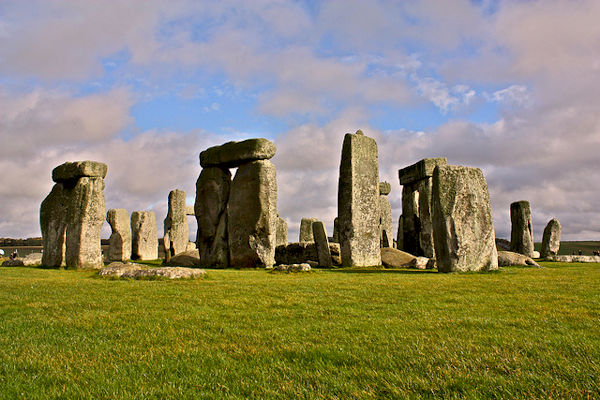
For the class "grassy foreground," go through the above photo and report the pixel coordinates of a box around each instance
[0,263,599,399]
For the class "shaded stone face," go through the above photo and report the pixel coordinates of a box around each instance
[195,167,231,268]
[200,138,276,168]
[40,183,68,267]
[228,160,277,268]
[400,185,420,254]
[107,208,131,262]
[432,165,498,273]
[275,242,340,266]
[332,217,339,243]
[379,195,393,248]
[299,217,319,242]
[52,161,107,183]
[337,131,381,267]
[510,200,534,257]
[312,221,333,268]
[164,189,189,258]
[540,218,561,257]
[276,216,288,246]
[131,211,158,260]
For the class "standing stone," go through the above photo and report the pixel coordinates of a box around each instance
[540,218,561,257]
[106,208,131,262]
[164,189,189,258]
[276,216,288,246]
[416,177,435,258]
[312,221,333,268]
[131,211,158,260]
[337,130,381,267]
[40,183,68,267]
[195,167,231,268]
[432,165,498,273]
[228,160,277,268]
[379,182,393,248]
[332,217,340,243]
[396,215,404,250]
[510,201,534,257]
[299,218,319,242]
[400,185,420,254]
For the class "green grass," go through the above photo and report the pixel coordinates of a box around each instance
[0,264,599,399]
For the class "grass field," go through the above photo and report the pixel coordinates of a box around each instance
[0,263,599,399]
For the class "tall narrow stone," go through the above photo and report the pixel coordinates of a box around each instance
[40,183,68,267]
[299,217,318,242]
[312,221,333,268]
[332,217,340,243]
[416,178,435,258]
[337,130,381,267]
[276,216,288,246]
[164,189,189,258]
[228,160,277,268]
[540,218,561,257]
[131,211,158,260]
[510,200,534,257]
[401,185,420,254]
[379,182,393,248]
[432,165,498,272]
[195,167,231,268]
[396,215,404,250]
[107,208,131,262]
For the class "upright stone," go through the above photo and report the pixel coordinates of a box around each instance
[106,208,131,262]
[432,165,498,272]
[332,217,340,243]
[379,182,393,248]
[163,189,189,258]
[510,201,534,257]
[299,218,318,242]
[40,183,68,267]
[540,218,561,258]
[228,160,277,268]
[401,186,419,253]
[337,130,381,267]
[312,221,333,268]
[131,211,158,260]
[195,167,231,268]
[276,216,288,246]
[396,215,404,250]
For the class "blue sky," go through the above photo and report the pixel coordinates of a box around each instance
[1,0,599,242]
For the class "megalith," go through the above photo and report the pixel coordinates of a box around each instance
[163,189,189,259]
[228,160,277,268]
[312,221,333,268]
[337,130,381,267]
[200,138,276,168]
[131,211,158,260]
[106,208,131,262]
[540,218,561,258]
[510,200,534,257]
[379,182,393,248]
[276,216,288,246]
[40,161,107,269]
[432,165,498,273]
[195,167,231,268]
[332,217,339,243]
[299,217,319,242]
[398,158,447,258]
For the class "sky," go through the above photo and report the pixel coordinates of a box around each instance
[1,0,599,243]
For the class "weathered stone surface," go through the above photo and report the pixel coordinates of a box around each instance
[99,262,205,279]
[200,138,276,168]
[65,177,105,269]
[399,158,447,185]
[273,263,311,272]
[495,238,511,251]
[275,242,340,265]
[409,256,430,270]
[546,255,600,263]
[131,211,158,260]
[332,217,339,243]
[312,221,333,268]
[107,208,131,262]
[98,262,144,278]
[380,247,416,268]
[510,200,534,257]
[228,160,277,268]
[163,189,189,258]
[52,161,107,183]
[299,218,318,242]
[379,195,393,248]
[532,251,540,258]
[498,251,540,267]
[337,131,381,267]
[22,253,43,266]
[40,183,68,267]
[540,218,561,258]
[379,181,391,195]
[2,259,25,267]
[276,216,288,246]
[396,215,403,250]
[195,167,231,268]
[432,165,498,273]
[165,250,201,267]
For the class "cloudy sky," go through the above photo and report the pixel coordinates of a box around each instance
[1,0,599,242]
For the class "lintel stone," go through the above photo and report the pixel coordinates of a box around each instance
[398,158,447,185]
[52,161,107,182]
[200,138,276,168]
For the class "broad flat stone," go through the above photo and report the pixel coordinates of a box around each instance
[200,138,276,168]
[546,255,600,263]
[40,183,68,267]
[337,131,381,267]
[540,218,561,258]
[398,158,447,185]
[131,211,158,260]
[99,262,205,279]
[163,189,189,258]
[379,182,391,195]
[276,216,288,246]
[432,165,498,273]
[299,217,318,242]
[52,161,107,182]
[380,247,416,268]
[166,250,201,267]
[312,221,333,268]
[510,200,534,257]
[273,263,311,272]
[498,251,540,267]
[106,208,131,262]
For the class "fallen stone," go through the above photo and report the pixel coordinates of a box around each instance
[22,253,43,266]
[99,262,205,279]
[546,255,600,263]
[166,250,201,267]
[312,221,333,268]
[540,218,561,258]
[408,256,430,270]
[106,208,131,262]
[532,251,540,258]
[131,211,158,260]
[98,262,145,277]
[2,259,25,267]
[510,200,534,257]
[52,161,107,183]
[299,218,318,242]
[163,189,189,259]
[200,138,276,168]
[273,263,311,272]
[497,251,540,267]
[380,247,416,268]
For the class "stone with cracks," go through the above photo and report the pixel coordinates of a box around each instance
[200,138,276,168]
[432,165,498,273]
[510,200,534,257]
[276,216,288,246]
[312,221,333,268]
[131,211,158,260]
[228,160,277,268]
[163,189,189,259]
[195,167,231,268]
[106,208,131,262]
[337,130,381,267]
[540,218,561,258]
[299,217,318,242]
[40,183,68,267]
[497,251,540,267]
[52,161,107,182]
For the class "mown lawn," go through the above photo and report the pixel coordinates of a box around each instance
[0,263,598,399]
